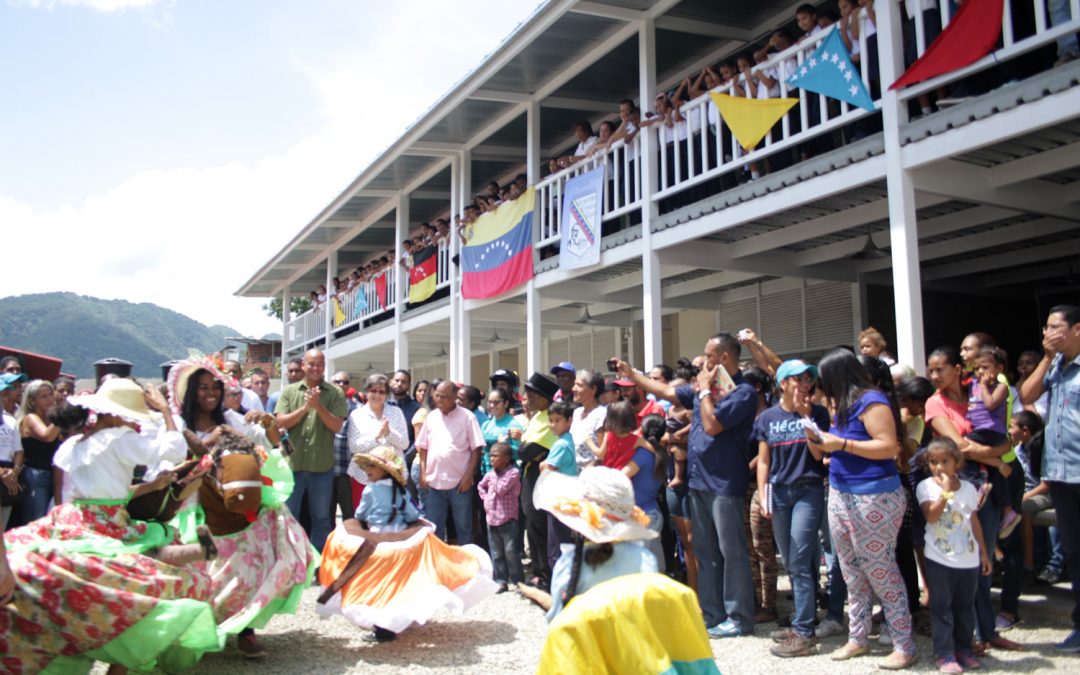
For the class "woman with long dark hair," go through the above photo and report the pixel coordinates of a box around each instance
[807,348,915,669]
[170,358,315,659]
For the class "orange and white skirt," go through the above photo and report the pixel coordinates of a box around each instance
[316,520,498,633]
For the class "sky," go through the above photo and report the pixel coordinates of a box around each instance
[0,0,540,337]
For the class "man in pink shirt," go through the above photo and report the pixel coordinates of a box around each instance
[416,380,485,543]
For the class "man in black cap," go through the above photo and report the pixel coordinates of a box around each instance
[518,372,559,589]
[490,369,523,414]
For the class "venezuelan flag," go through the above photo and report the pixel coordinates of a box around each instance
[461,188,535,300]
[408,244,438,303]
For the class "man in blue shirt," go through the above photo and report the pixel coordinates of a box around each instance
[1021,304,1080,652]
[616,332,759,638]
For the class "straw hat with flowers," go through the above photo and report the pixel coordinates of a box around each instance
[534,466,656,543]
[352,446,407,487]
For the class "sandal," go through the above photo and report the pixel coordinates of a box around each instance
[196,525,218,561]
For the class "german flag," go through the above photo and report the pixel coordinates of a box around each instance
[408,244,438,303]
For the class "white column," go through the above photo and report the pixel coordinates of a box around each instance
[877,0,925,368]
[281,284,292,388]
[526,100,541,185]
[459,304,471,383]
[526,280,542,375]
[394,192,410,370]
[450,149,471,380]
[324,252,337,378]
[638,18,663,368]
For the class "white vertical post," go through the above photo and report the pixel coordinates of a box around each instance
[394,192,410,370]
[450,149,471,381]
[525,100,543,377]
[324,252,337,378]
[526,100,541,185]
[877,0,925,368]
[526,280,542,376]
[281,284,292,388]
[638,18,662,368]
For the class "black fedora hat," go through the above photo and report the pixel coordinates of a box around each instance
[523,372,559,401]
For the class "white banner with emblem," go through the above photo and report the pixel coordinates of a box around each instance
[558,166,604,270]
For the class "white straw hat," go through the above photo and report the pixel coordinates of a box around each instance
[68,378,153,424]
[534,466,656,543]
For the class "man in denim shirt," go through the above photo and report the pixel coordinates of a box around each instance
[616,332,759,639]
[1021,304,1080,652]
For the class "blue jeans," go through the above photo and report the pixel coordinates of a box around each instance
[488,519,523,585]
[21,466,54,522]
[974,502,1001,641]
[1049,482,1080,630]
[690,488,754,632]
[424,486,473,544]
[286,469,334,552]
[772,481,825,638]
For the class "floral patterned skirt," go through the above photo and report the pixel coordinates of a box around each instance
[1,502,219,674]
[194,504,318,636]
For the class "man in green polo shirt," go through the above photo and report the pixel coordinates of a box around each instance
[275,348,346,551]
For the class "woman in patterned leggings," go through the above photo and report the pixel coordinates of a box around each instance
[807,348,916,670]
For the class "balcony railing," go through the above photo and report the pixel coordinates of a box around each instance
[283,239,451,351]
[282,0,1078,353]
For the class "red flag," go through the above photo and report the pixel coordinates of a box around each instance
[890,0,1004,90]
[374,273,388,309]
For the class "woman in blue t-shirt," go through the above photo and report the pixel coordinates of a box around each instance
[806,348,916,670]
[755,360,829,658]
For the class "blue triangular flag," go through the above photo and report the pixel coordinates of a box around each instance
[786,27,875,112]
[354,286,368,314]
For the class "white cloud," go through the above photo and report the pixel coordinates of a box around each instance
[12,0,162,12]
[2,1,539,340]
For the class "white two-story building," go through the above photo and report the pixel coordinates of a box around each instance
[239,0,1080,385]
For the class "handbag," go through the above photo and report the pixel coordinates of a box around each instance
[0,460,26,507]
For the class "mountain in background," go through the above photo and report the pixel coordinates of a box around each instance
[0,293,244,378]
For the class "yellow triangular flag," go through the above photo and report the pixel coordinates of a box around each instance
[332,297,346,327]
[709,93,798,151]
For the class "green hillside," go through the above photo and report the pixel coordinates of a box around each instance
[0,293,242,378]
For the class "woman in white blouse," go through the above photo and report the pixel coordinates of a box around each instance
[570,369,607,470]
[347,373,410,489]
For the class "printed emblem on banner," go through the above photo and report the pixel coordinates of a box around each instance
[566,192,598,258]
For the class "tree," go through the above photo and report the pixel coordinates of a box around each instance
[263,295,312,321]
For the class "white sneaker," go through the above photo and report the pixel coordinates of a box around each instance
[816,617,846,639]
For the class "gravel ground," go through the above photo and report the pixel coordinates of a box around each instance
[99,579,1078,675]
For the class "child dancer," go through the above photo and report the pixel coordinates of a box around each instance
[318,446,497,643]
[917,438,991,673]
[354,446,420,532]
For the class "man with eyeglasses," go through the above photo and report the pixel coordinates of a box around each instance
[1021,304,1080,653]
[330,371,358,521]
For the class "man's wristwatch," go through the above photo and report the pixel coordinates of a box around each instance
[698,389,710,401]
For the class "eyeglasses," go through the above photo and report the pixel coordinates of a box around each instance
[367,389,387,395]
[332,380,350,386]
[487,399,505,406]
